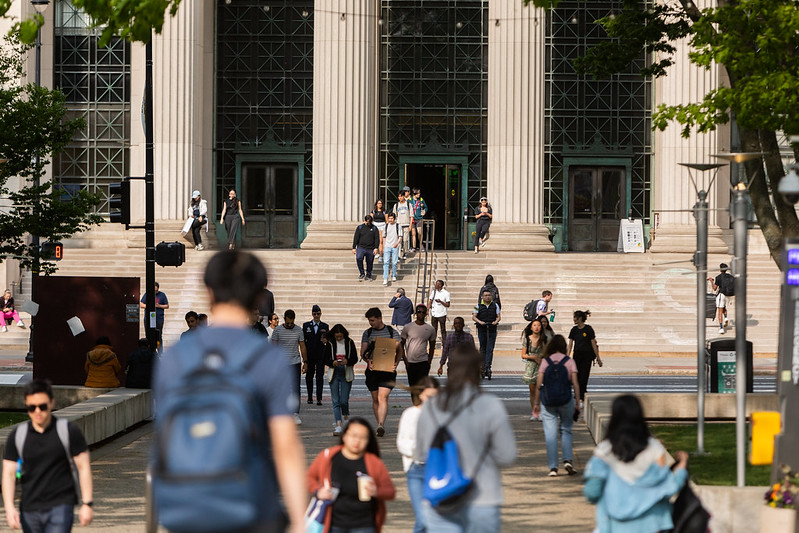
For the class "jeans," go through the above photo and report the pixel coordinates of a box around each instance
[422,501,500,533]
[407,463,427,533]
[383,246,399,280]
[355,246,375,277]
[329,371,352,422]
[476,325,497,373]
[541,398,575,470]
[21,503,74,533]
[330,527,375,533]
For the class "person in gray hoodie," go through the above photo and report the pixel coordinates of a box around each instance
[414,343,516,532]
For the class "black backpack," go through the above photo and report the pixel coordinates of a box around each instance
[523,299,540,322]
[719,273,735,296]
[540,356,573,407]
[672,474,711,533]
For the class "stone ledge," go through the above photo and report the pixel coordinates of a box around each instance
[0,387,152,458]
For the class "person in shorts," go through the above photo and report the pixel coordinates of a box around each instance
[360,307,401,438]
[708,262,734,334]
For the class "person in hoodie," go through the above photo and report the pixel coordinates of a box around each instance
[84,336,122,388]
[583,394,689,533]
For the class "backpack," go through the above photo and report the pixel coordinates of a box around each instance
[719,273,735,296]
[671,471,711,533]
[15,418,81,501]
[424,394,487,513]
[523,299,540,322]
[540,356,573,407]
[151,333,273,533]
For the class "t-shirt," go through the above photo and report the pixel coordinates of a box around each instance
[538,352,578,376]
[401,322,437,363]
[382,223,401,248]
[536,299,548,316]
[569,324,596,356]
[4,418,88,512]
[153,326,295,524]
[224,197,240,216]
[270,324,305,365]
[393,201,411,226]
[361,325,397,347]
[428,288,450,318]
[330,452,376,528]
[140,291,168,323]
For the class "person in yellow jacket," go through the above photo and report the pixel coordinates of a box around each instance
[84,336,122,388]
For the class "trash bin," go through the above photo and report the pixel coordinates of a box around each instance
[707,338,753,393]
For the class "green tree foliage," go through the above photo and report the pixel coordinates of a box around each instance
[526,0,799,266]
[0,37,101,275]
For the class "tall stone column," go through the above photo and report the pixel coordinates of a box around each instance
[650,0,729,253]
[485,0,553,251]
[143,0,214,223]
[302,0,378,249]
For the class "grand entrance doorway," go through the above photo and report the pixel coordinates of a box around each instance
[404,163,463,250]
[568,167,625,252]
[241,163,298,248]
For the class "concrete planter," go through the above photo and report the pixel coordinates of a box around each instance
[759,506,797,533]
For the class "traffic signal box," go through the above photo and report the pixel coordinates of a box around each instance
[109,178,131,225]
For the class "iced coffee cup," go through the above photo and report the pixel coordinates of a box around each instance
[356,472,373,502]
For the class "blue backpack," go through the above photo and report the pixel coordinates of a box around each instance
[151,333,273,533]
[540,356,573,407]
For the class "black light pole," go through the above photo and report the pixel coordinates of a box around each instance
[678,162,727,455]
[26,0,50,363]
[144,36,156,351]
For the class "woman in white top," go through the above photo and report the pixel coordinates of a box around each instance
[187,190,208,250]
[396,376,440,533]
[265,313,279,338]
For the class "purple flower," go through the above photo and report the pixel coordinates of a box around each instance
[785,494,794,506]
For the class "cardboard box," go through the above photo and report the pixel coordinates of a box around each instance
[371,337,397,372]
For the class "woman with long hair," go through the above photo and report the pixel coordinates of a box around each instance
[532,334,581,477]
[187,190,208,250]
[521,317,547,421]
[567,309,603,409]
[307,417,396,533]
[477,274,501,310]
[371,199,386,261]
[538,313,555,342]
[414,344,516,532]
[324,324,359,435]
[219,189,246,250]
[396,376,440,533]
[473,196,492,254]
[584,395,689,532]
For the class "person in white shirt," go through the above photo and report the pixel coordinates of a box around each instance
[427,280,451,347]
[396,376,440,533]
[381,212,402,286]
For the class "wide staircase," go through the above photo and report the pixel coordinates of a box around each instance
[5,245,782,357]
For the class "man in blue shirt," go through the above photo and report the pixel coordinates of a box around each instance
[140,281,169,352]
[388,288,414,333]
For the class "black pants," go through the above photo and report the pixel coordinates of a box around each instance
[474,218,491,248]
[191,218,205,245]
[292,363,301,414]
[224,215,241,247]
[405,360,431,403]
[305,356,325,401]
[430,316,447,345]
[574,352,594,401]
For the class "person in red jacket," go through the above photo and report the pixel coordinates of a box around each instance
[307,417,396,533]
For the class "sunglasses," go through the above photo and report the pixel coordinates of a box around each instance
[26,403,49,413]
[312,312,321,315]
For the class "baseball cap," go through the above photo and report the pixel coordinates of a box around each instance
[192,190,201,199]
[720,263,729,271]
[402,186,410,192]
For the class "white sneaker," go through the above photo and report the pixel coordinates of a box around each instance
[383,279,388,286]
[333,426,342,436]
[294,414,302,425]
[1,326,6,333]
[195,244,204,250]
[548,469,558,477]
[391,276,397,282]
[529,414,537,421]
[16,321,24,328]
[718,326,725,334]
[723,317,729,327]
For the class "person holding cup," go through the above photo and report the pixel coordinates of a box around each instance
[307,417,396,533]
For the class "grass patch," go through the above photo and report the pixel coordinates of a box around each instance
[0,412,27,429]
[651,423,770,486]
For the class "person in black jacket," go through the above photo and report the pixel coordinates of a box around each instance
[352,214,380,281]
[478,274,502,310]
[302,305,329,405]
[323,324,359,435]
[125,338,155,389]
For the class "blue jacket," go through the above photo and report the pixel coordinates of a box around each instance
[584,439,688,533]
[388,296,413,326]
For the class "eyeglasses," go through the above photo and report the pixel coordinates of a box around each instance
[26,403,49,413]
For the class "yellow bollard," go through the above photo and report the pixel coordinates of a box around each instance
[750,411,781,465]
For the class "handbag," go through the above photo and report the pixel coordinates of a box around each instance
[303,495,331,533]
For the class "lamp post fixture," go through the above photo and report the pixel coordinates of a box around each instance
[712,152,766,487]
[678,162,727,455]
[26,0,50,363]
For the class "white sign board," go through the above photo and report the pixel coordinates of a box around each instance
[617,218,645,253]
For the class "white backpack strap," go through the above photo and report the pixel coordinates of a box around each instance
[14,422,28,462]
[56,418,82,502]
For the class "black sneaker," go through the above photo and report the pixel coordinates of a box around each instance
[358,274,365,281]
[376,425,385,437]
[307,398,313,404]
[548,469,558,477]
[564,461,576,475]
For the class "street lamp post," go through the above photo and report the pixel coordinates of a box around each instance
[713,152,765,487]
[26,0,50,363]
[679,162,727,455]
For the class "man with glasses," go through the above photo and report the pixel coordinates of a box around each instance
[2,380,94,532]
